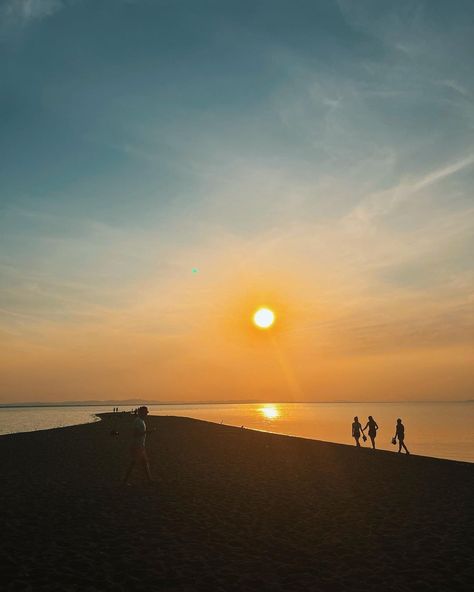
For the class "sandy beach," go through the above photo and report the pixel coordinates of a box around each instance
[1,413,472,591]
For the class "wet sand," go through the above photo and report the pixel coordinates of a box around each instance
[1,413,472,591]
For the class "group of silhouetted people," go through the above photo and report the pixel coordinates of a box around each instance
[352,416,410,454]
[121,407,412,486]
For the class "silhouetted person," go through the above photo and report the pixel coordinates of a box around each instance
[123,406,154,484]
[363,416,379,449]
[352,416,363,447]
[394,418,410,454]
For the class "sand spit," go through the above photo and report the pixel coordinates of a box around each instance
[1,413,472,591]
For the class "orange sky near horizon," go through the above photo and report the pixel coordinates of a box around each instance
[1,254,472,403]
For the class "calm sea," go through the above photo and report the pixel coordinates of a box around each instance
[0,402,472,463]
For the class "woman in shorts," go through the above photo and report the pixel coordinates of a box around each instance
[352,416,364,447]
[363,415,379,450]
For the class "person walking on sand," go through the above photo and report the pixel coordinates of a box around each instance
[123,406,154,484]
[352,416,364,447]
[363,415,379,449]
[394,418,410,455]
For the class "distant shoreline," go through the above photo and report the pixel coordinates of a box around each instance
[0,399,472,408]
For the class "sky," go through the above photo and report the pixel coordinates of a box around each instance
[0,0,473,403]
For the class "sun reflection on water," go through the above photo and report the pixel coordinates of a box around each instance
[259,404,280,420]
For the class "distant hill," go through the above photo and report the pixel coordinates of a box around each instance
[0,399,470,408]
[0,399,262,408]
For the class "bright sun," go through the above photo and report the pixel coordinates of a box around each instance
[253,307,275,329]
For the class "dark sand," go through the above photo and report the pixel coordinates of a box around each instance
[1,413,472,591]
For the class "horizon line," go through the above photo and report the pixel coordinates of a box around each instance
[0,399,472,408]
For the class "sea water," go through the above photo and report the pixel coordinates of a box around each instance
[0,401,472,463]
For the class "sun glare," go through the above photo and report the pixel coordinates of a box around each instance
[253,307,275,329]
[259,405,280,420]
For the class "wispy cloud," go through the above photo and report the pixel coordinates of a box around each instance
[411,154,474,191]
[1,0,64,23]
[438,79,470,98]
[348,154,474,225]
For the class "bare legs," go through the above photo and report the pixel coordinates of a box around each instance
[369,435,376,449]
[398,439,410,454]
[123,450,153,483]
[123,459,135,484]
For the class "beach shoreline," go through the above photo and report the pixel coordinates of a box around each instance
[1,413,472,591]
[1,403,472,463]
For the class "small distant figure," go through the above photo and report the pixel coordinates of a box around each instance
[352,416,363,447]
[363,415,379,449]
[110,408,119,435]
[123,406,154,484]
[394,418,410,454]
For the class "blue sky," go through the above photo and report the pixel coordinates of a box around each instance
[1,0,473,401]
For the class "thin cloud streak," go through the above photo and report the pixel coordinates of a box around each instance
[1,0,64,22]
[349,154,474,224]
[412,153,474,191]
